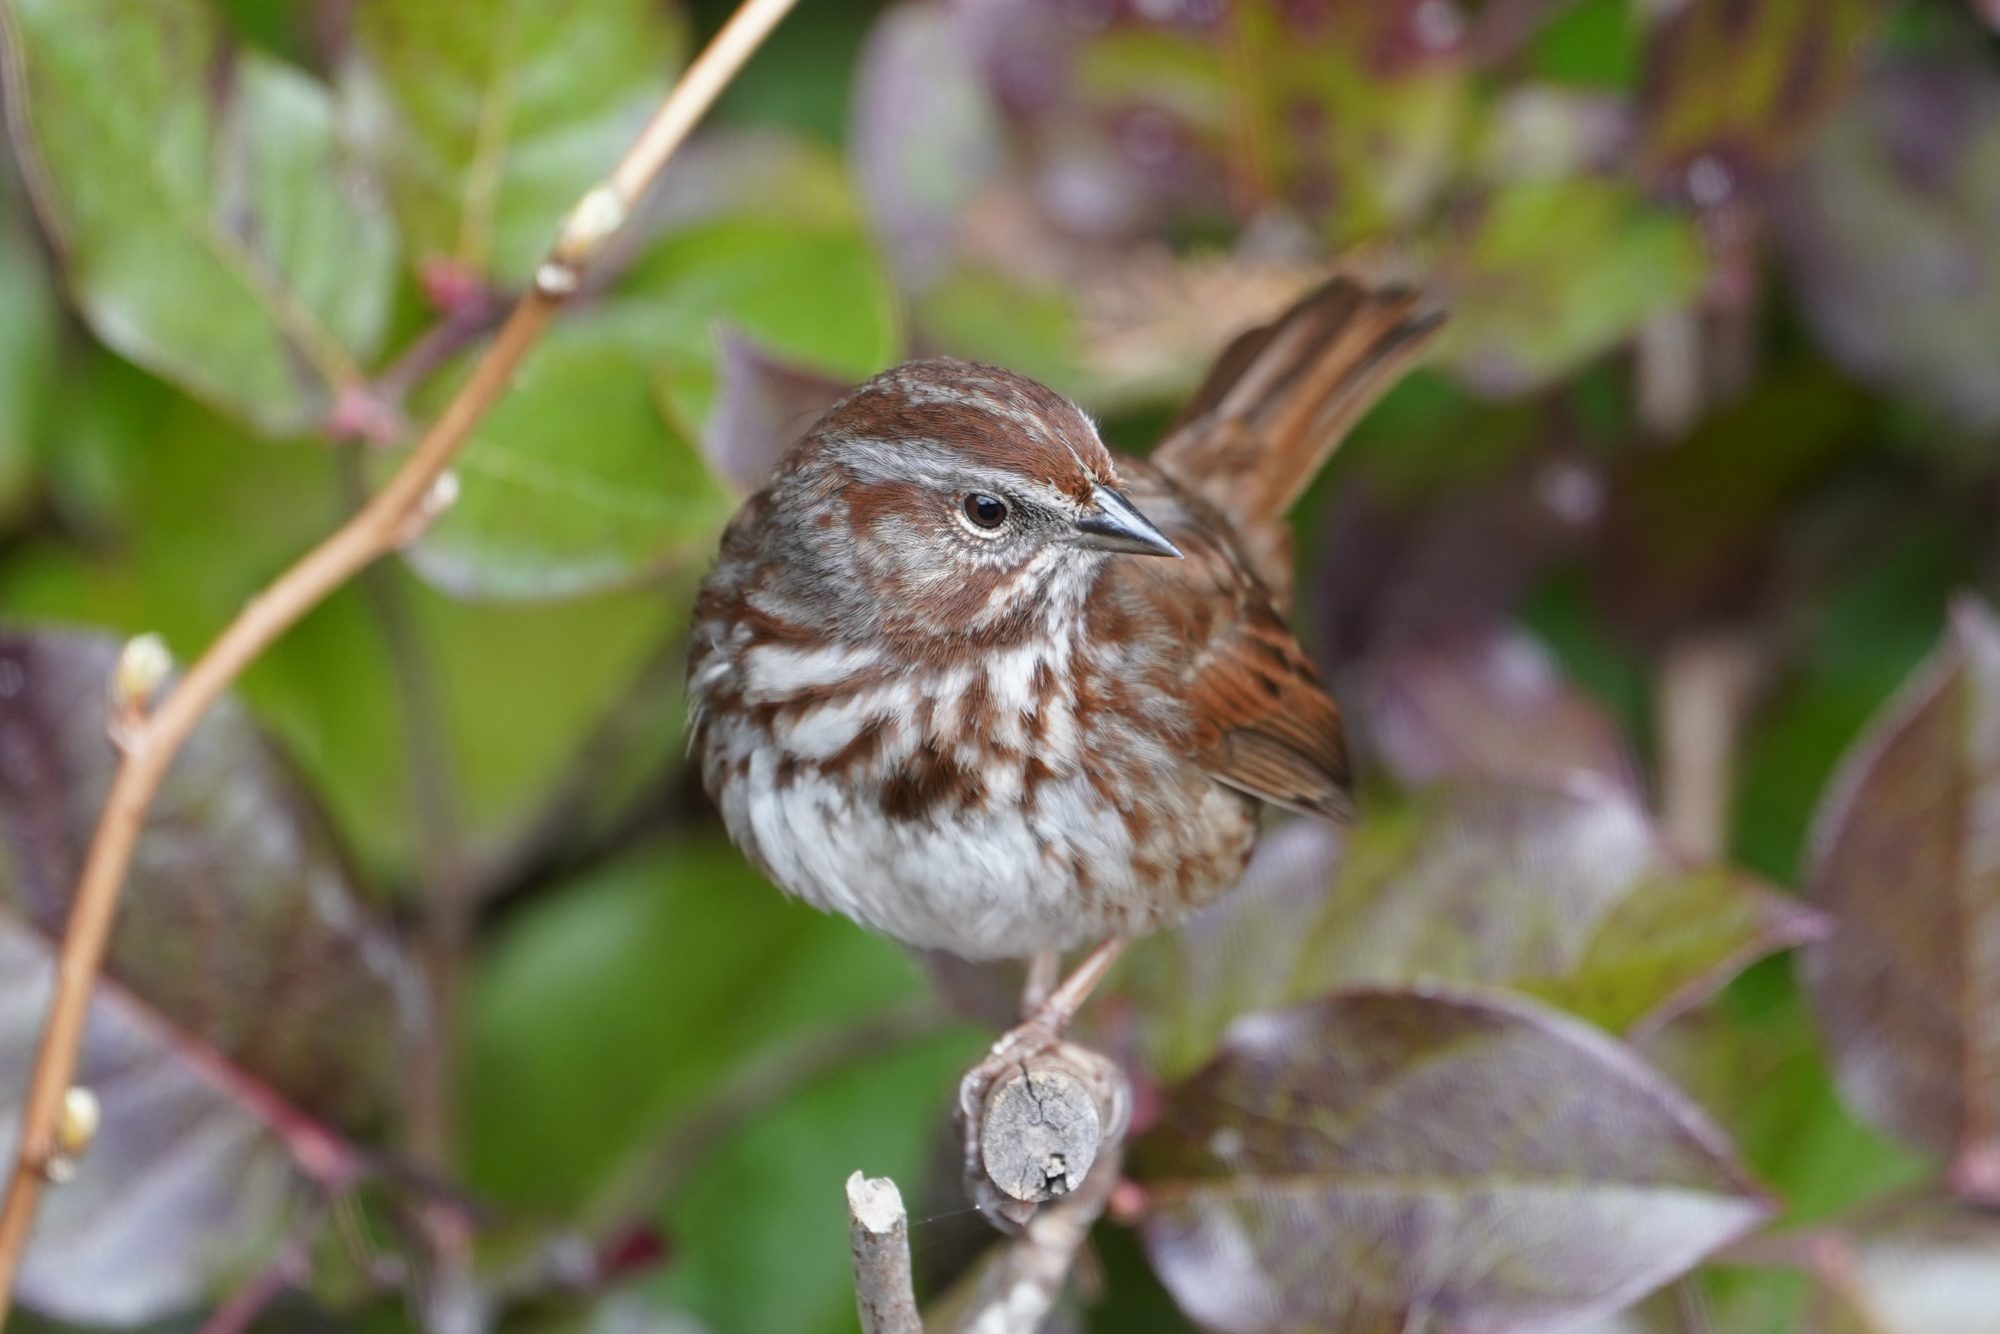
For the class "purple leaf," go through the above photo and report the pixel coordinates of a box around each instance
[1361,622,1640,795]
[1133,989,1774,1334]
[1801,597,2000,1185]
[1312,454,1604,666]
[0,929,360,1325]
[1774,58,2000,430]
[850,2,1007,291]
[1589,366,1868,647]
[702,330,852,496]
[0,627,419,1321]
[1126,781,1822,1077]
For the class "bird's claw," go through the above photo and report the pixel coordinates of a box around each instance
[957,1017,1064,1229]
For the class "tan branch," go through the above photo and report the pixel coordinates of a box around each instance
[927,1041,1131,1333]
[0,0,800,1317]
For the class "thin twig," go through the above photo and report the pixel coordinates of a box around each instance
[195,1249,307,1334]
[1656,631,1764,860]
[847,1172,923,1334]
[335,447,470,1169]
[1671,1276,1716,1334]
[329,289,513,444]
[0,0,802,1317]
[196,1209,325,1334]
[337,444,479,1320]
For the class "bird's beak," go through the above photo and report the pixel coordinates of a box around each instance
[1074,484,1182,559]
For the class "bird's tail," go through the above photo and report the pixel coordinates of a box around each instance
[1151,275,1444,543]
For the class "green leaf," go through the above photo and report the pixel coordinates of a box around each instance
[1520,862,1825,1035]
[242,575,687,886]
[1801,597,2000,1183]
[1127,781,1821,1079]
[1528,0,1643,89]
[403,218,898,601]
[647,127,860,236]
[465,840,970,1213]
[401,319,737,601]
[1361,623,1641,795]
[643,1031,974,1334]
[1437,177,1707,396]
[1559,1289,1699,1334]
[2,0,396,435]
[0,383,681,885]
[0,187,57,522]
[1132,989,1773,1334]
[619,219,902,378]
[913,266,1086,401]
[350,0,684,283]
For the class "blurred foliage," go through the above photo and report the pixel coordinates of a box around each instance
[1132,991,1771,1333]
[1,0,1999,1331]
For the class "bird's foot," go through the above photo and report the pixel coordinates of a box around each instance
[957,938,1135,1227]
[958,1016,1063,1226]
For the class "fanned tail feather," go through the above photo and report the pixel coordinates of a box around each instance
[1151,275,1445,585]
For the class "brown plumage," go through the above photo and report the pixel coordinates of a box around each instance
[687,275,1442,960]
[1154,276,1444,600]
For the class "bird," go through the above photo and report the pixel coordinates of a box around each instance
[686,274,1442,1095]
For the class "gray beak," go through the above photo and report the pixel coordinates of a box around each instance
[1074,484,1182,559]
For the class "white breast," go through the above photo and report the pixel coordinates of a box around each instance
[697,631,1252,959]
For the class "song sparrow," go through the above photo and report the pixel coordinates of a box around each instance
[687,276,1440,1013]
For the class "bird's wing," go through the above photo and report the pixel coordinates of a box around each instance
[1095,463,1353,822]
[1182,594,1353,822]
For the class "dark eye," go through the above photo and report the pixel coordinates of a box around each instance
[962,493,1009,529]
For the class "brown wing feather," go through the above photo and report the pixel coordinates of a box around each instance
[1092,274,1437,824]
[1101,463,1353,822]
[1187,599,1353,821]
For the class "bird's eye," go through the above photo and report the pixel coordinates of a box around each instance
[962,493,1009,530]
